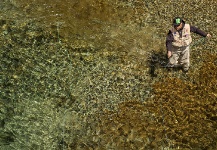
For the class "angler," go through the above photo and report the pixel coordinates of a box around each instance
[166,17,211,72]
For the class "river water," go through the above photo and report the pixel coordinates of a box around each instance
[1,0,217,149]
[1,0,136,45]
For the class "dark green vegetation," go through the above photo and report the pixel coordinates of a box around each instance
[0,0,217,149]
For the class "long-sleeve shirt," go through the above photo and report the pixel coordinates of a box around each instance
[166,24,208,51]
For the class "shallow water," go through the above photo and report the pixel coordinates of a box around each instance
[1,0,217,149]
[2,0,127,43]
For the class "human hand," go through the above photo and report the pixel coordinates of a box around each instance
[206,33,211,38]
[167,51,172,58]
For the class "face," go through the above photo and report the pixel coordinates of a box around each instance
[174,22,183,30]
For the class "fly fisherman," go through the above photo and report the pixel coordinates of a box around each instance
[166,17,211,72]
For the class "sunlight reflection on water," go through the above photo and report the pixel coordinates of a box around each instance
[6,0,122,41]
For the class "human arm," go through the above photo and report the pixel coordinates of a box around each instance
[166,30,173,58]
[190,26,211,38]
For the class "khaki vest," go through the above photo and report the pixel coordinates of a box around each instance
[170,24,192,47]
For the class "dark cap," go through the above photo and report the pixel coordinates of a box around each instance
[173,17,182,26]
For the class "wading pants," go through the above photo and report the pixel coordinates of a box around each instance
[169,45,190,71]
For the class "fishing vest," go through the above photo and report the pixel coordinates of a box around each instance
[170,24,192,47]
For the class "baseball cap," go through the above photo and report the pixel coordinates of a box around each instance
[173,17,182,26]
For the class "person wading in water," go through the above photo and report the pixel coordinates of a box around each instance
[166,17,211,72]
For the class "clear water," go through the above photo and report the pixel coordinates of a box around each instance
[1,0,217,149]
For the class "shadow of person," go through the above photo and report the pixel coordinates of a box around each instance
[147,50,182,77]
